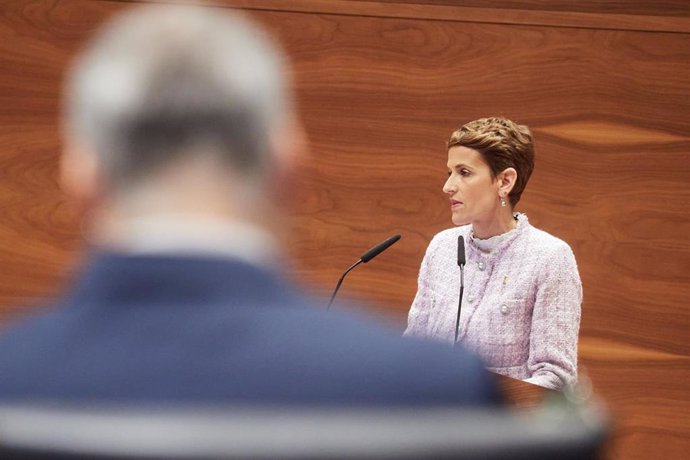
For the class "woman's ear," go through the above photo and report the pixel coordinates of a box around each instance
[498,167,517,196]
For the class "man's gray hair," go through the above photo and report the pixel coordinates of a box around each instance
[64,4,288,188]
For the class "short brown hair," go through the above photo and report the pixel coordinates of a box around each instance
[447,117,534,207]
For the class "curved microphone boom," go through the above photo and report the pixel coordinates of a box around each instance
[327,234,401,310]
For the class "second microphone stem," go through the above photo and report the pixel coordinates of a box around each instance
[454,264,465,344]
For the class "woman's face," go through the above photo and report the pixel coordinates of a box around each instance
[443,146,501,227]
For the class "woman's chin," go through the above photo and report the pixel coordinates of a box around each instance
[451,214,471,226]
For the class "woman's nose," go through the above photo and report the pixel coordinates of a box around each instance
[443,177,455,194]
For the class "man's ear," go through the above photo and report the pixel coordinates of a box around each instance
[266,112,310,196]
[497,167,518,196]
[269,112,309,179]
[60,141,104,213]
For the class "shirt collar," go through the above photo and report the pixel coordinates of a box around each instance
[95,215,280,268]
[469,213,528,255]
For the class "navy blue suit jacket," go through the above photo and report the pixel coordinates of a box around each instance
[0,252,499,406]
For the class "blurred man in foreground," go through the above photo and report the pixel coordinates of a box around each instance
[0,3,498,406]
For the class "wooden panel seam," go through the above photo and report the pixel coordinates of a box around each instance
[133,0,690,33]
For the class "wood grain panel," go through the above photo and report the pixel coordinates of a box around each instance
[581,337,690,459]
[347,0,690,17]
[0,0,131,322]
[0,1,688,459]
[201,0,690,33]
[249,7,690,459]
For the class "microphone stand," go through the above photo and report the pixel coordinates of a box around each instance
[327,260,362,310]
[454,263,464,344]
[326,234,401,310]
[454,235,466,345]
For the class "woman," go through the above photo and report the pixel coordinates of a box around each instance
[404,117,582,390]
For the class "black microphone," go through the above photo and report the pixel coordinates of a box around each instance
[454,235,465,344]
[327,234,401,310]
[360,234,401,263]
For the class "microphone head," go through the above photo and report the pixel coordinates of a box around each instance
[360,234,401,263]
[457,235,466,266]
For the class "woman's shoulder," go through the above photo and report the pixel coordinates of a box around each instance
[525,224,570,246]
[521,222,577,262]
[429,224,471,246]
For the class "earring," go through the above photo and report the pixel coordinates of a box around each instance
[499,192,507,208]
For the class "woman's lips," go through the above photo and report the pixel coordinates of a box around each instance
[451,199,463,208]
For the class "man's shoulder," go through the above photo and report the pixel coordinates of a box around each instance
[286,307,499,402]
[0,263,499,406]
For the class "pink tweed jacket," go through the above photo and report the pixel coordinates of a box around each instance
[404,214,582,390]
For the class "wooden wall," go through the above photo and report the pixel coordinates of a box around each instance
[1,1,688,458]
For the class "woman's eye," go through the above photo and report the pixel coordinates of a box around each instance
[447,169,471,177]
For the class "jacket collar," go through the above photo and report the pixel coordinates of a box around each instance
[62,250,301,309]
[466,213,529,259]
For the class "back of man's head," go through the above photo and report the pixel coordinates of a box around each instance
[63,4,291,199]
